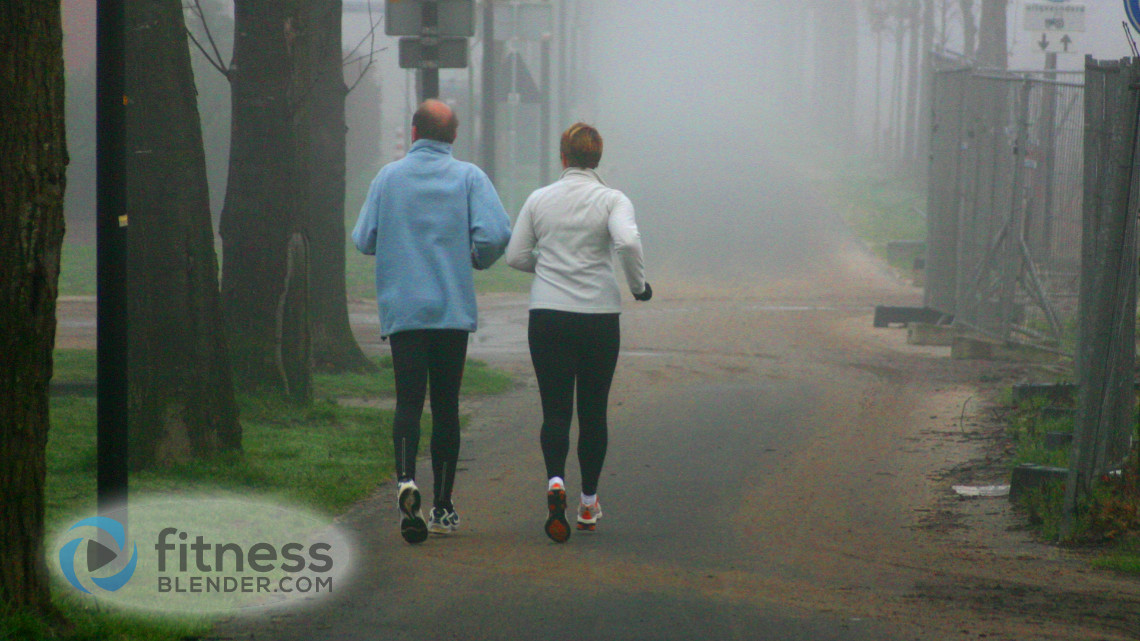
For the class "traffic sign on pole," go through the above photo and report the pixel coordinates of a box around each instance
[1023,2,1085,32]
[399,37,469,69]
[1033,31,1080,54]
[386,0,474,37]
[1127,0,1140,34]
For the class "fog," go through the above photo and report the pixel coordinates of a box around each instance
[59,0,1140,287]
[584,1,836,284]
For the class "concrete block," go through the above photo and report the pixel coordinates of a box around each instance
[907,323,957,346]
[1012,382,1076,405]
[1044,432,1074,450]
[951,336,996,360]
[873,306,952,328]
[1009,464,1068,502]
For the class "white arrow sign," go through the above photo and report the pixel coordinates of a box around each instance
[1034,31,1081,54]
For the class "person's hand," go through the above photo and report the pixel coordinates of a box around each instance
[633,281,653,302]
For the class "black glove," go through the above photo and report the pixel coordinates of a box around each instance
[633,281,653,302]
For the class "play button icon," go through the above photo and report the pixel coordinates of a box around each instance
[86,539,119,572]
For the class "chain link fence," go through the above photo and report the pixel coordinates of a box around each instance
[924,55,1137,518]
[926,60,1084,352]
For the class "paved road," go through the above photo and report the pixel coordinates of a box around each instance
[212,91,944,637]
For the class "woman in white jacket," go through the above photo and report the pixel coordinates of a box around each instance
[506,123,652,543]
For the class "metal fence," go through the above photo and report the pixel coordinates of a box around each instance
[926,62,1085,352]
[924,55,1138,519]
[1066,58,1138,517]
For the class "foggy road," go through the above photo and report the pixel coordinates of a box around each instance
[201,115,1140,638]
[202,3,1140,637]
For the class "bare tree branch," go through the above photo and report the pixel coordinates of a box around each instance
[343,0,384,94]
[186,28,230,77]
[184,0,230,77]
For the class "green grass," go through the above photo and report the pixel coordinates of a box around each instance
[26,348,514,640]
[1005,398,1074,469]
[59,242,96,297]
[1091,536,1140,575]
[800,153,927,269]
[1004,394,1140,573]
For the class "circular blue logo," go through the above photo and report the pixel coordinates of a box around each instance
[58,516,138,593]
[1127,0,1140,34]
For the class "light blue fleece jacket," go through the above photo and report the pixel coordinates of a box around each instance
[352,139,511,336]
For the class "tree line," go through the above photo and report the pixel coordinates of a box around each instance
[2,0,380,626]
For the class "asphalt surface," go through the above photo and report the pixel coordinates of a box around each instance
[209,112,940,638]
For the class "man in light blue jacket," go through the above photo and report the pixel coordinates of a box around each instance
[352,99,511,544]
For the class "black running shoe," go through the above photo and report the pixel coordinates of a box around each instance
[544,483,570,543]
[397,480,428,544]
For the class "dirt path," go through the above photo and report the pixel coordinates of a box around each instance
[55,242,1140,640]
[101,243,1121,640]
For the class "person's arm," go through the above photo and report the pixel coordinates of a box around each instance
[351,175,382,256]
[505,195,538,273]
[468,170,511,270]
[608,192,647,296]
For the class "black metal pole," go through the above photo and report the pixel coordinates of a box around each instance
[421,1,440,100]
[481,0,496,183]
[96,0,129,517]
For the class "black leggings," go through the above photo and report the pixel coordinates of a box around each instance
[389,329,468,509]
[528,310,620,496]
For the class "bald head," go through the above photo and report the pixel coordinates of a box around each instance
[412,99,458,144]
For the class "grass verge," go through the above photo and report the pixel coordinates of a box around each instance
[13,348,512,641]
[1004,393,1140,575]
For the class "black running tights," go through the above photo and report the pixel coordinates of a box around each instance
[389,329,468,509]
[528,310,620,496]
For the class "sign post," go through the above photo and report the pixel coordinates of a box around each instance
[387,0,474,100]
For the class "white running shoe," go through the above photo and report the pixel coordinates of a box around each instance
[428,506,460,534]
[397,480,428,544]
[576,500,603,531]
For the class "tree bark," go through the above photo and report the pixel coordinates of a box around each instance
[976,0,1007,69]
[959,0,977,59]
[220,0,311,402]
[0,2,68,620]
[126,0,241,468]
[905,0,921,162]
[296,0,374,374]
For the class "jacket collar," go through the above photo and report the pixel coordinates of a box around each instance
[410,138,453,155]
[560,167,606,186]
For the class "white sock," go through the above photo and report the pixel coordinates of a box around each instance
[581,493,597,506]
[548,476,565,491]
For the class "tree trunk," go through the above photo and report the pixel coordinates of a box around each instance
[905,0,921,162]
[296,0,375,374]
[0,2,68,621]
[976,0,1007,70]
[126,0,241,468]
[220,0,311,402]
[959,0,977,59]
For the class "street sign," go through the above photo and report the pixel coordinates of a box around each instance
[398,37,469,68]
[1033,31,1081,54]
[386,0,475,37]
[1128,0,1140,34]
[1023,2,1085,33]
